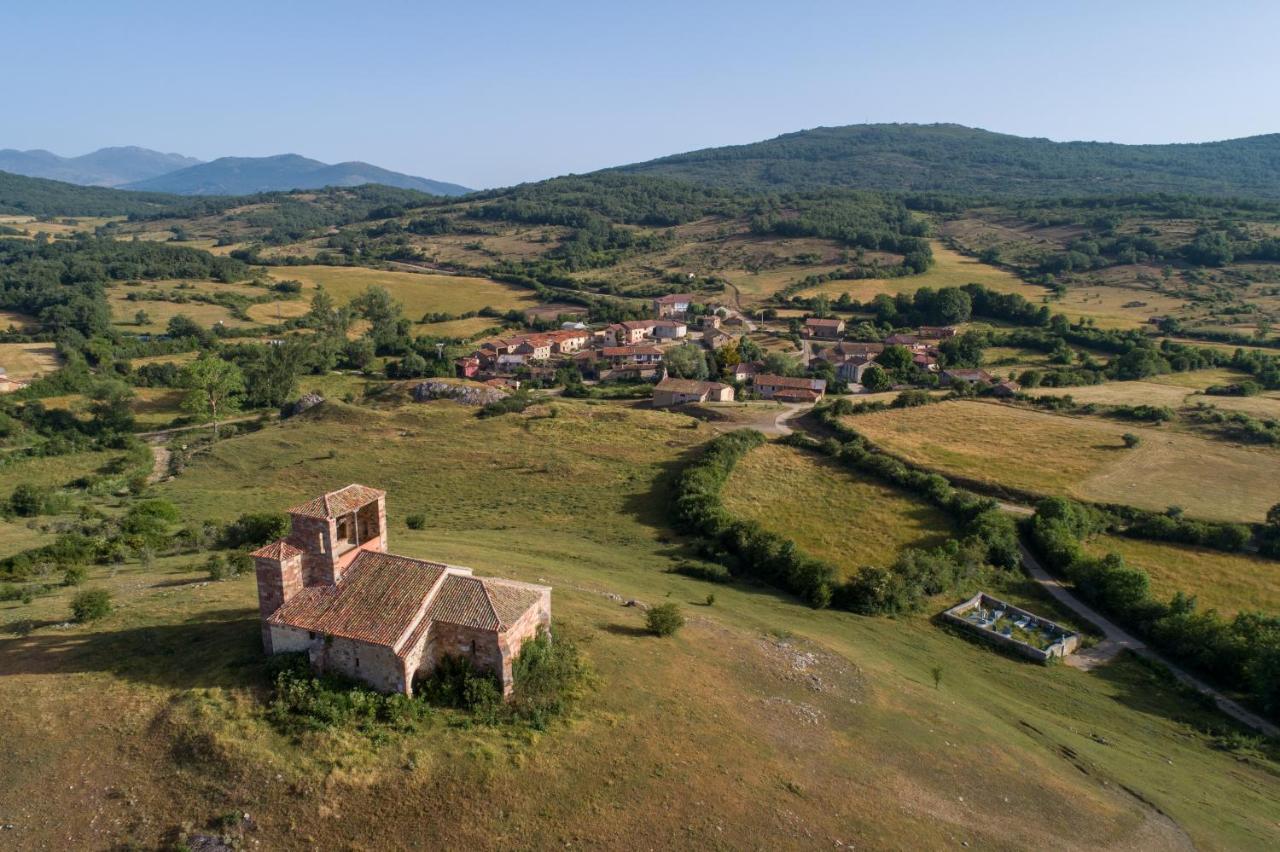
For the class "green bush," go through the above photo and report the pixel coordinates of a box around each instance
[227,551,253,576]
[61,565,88,587]
[508,629,587,728]
[70,588,112,623]
[206,553,228,580]
[405,513,426,530]
[645,603,685,636]
[266,653,427,735]
[222,512,289,549]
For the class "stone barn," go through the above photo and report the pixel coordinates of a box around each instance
[252,484,551,696]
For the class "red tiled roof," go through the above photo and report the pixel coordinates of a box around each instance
[288,484,385,519]
[251,539,304,560]
[427,575,542,631]
[268,550,447,647]
[771,388,821,402]
[654,293,694,304]
[805,317,844,327]
[603,345,663,357]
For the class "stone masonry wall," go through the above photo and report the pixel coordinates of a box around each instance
[311,636,407,694]
[254,552,303,652]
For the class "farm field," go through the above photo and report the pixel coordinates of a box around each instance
[0,342,60,380]
[0,400,1276,849]
[721,442,953,574]
[267,265,539,318]
[799,241,1048,301]
[412,315,500,339]
[1029,373,1280,419]
[106,289,254,333]
[1085,535,1280,618]
[848,400,1280,521]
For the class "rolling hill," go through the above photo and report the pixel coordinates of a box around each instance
[122,154,471,196]
[612,123,1280,197]
[0,170,200,217]
[0,146,201,187]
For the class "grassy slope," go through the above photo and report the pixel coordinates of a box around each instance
[0,401,1276,848]
[722,442,953,574]
[850,400,1280,522]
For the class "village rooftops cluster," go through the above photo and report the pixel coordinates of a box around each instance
[252,484,551,696]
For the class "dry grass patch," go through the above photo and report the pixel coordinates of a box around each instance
[107,290,253,333]
[722,442,952,575]
[850,400,1280,521]
[412,316,501,339]
[1085,535,1280,617]
[0,342,60,379]
[268,266,537,318]
[245,299,310,323]
[800,242,1046,301]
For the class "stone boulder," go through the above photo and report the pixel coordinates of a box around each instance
[412,380,507,406]
[281,392,325,419]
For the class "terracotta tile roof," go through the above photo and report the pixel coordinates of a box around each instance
[251,539,304,560]
[288,484,385,519]
[772,388,822,402]
[805,317,844,328]
[268,550,447,647]
[427,574,542,631]
[603,345,663,357]
[654,293,694,304]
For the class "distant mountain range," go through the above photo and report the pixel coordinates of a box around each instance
[613,123,1280,197]
[122,154,470,196]
[0,146,201,188]
[0,146,470,196]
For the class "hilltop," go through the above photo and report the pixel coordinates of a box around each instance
[0,146,201,187]
[122,153,471,196]
[612,123,1280,198]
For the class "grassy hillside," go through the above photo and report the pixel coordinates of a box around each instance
[614,123,1280,197]
[1,400,1277,849]
[0,170,197,217]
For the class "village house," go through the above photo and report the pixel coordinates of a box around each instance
[253,485,551,697]
[941,368,995,386]
[729,361,760,383]
[835,355,877,384]
[548,329,590,354]
[991,379,1021,398]
[701,314,721,330]
[652,377,735,407]
[754,374,827,403]
[831,341,885,357]
[650,320,688,340]
[599,345,664,366]
[804,317,846,339]
[513,335,555,361]
[918,325,958,340]
[913,351,940,372]
[704,329,732,350]
[610,320,657,346]
[454,355,480,379]
[884,333,927,351]
[653,293,694,317]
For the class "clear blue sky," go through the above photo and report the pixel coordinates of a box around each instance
[6,1,1277,189]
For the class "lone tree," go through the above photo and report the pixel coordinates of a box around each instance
[930,664,943,690]
[180,355,245,439]
[1121,432,1141,449]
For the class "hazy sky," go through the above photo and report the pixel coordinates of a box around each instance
[6,1,1277,188]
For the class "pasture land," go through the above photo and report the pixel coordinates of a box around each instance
[412,316,501,339]
[1030,374,1280,420]
[0,401,1276,849]
[267,265,538,318]
[0,310,38,332]
[799,242,1045,301]
[722,442,953,574]
[0,342,60,379]
[106,289,253,333]
[849,400,1280,521]
[245,298,310,323]
[1085,535,1280,618]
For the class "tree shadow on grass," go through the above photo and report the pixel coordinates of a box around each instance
[0,607,267,691]
[598,622,652,638]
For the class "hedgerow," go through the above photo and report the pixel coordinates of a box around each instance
[1025,497,1280,720]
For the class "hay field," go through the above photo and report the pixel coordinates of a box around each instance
[1031,374,1280,420]
[799,242,1048,301]
[0,310,38,332]
[1085,535,1280,617]
[245,299,310,323]
[412,316,501,339]
[722,442,952,574]
[0,401,1275,848]
[0,342,59,379]
[268,265,538,318]
[850,400,1280,521]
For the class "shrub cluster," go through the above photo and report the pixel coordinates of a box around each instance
[1026,498,1280,720]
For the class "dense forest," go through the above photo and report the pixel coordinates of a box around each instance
[614,123,1280,198]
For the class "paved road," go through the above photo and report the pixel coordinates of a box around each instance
[1018,543,1280,738]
